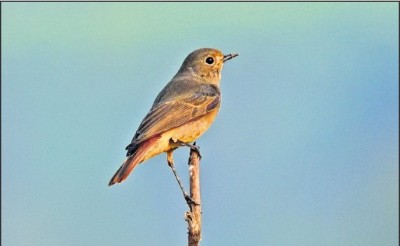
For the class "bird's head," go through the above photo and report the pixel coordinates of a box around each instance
[178,48,238,84]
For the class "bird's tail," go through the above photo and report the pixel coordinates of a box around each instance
[108,155,140,186]
[108,136,159,186]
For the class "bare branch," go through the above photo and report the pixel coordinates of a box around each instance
[185,146,202,246]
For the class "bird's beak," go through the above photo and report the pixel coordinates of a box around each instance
[223,53,239,62]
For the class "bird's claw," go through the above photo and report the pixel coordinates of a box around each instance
[171,139,202,159]
[190,142,202,159]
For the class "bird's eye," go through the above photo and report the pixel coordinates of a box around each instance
[205,57,214,65]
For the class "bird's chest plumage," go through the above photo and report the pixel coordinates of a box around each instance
[141,108,220,161]
[170,107,220,143]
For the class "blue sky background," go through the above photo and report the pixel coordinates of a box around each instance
[2,3,398,246]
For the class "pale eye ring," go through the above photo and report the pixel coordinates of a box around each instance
[205,57,214,65]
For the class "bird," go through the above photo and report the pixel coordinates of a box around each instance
[109,48,238,187]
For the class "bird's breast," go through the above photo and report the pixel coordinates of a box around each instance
[169,108,220,143]
[140,108,220,162]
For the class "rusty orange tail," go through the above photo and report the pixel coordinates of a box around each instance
[108,155,139,186]
[108,136,160,186]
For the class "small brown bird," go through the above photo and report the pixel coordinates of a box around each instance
[109,48,238,186]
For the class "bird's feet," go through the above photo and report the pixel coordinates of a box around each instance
[178,140,201,159]
[188,142,202,159]
[171,139,202,159]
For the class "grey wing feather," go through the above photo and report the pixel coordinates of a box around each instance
[127,83,220,151]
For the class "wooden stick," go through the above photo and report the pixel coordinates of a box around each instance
[185,146,202,246]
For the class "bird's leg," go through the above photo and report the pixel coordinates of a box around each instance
[175,140,202,159]
[167,150,199,206]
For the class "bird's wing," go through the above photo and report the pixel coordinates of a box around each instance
[127,84,220,151]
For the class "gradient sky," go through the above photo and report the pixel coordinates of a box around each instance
[2,3,398,246]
